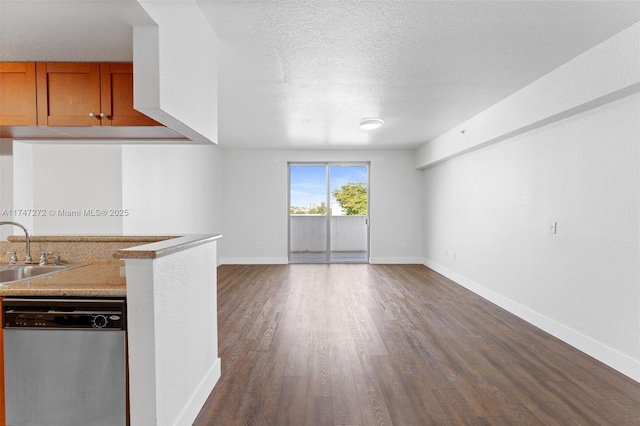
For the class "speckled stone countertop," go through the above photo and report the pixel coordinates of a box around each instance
[9,236,177,243]
[0,234,221,297]
[2,235,177,265]
[114,234,222,259]
[0,235,174,297]
[0,263,126,297]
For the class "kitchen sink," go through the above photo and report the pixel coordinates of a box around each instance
[0,264,85,285]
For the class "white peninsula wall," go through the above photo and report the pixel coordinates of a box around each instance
[117,234,222,425]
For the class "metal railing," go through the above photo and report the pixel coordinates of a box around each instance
[289,215,368,252]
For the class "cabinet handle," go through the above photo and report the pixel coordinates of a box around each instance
[99,112,107,118]
[89,112,96,118]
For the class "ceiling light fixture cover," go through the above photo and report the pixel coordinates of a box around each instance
[359,118,384,130]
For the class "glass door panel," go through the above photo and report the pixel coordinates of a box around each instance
[329,164,369,262]
[289,164,329,262]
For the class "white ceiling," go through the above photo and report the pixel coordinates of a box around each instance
[1,1,639,150]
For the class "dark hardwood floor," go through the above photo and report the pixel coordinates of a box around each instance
[193,264,640,425]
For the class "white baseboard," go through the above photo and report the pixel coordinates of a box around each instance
[175,357,221,426]
[219,256,288,265]
[370,256,425,264]
[423,258,640,383]
[219,256,424,265]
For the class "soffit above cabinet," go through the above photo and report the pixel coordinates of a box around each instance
[0,125,188,142]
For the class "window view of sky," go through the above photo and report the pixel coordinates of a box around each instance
[289,165,368,208]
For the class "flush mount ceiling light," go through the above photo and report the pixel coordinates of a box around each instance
[359,118,384,131]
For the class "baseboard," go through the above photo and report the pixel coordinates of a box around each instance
[370,256,425,264]
[174,357,221,425]
[423,258,640,383]
[219,256,288,265]
[219,256,424,265]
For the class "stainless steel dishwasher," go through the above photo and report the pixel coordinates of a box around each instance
[3,298,127,426]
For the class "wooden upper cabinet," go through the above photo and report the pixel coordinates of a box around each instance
[0,62,37,126]
[36,62,101,126]
[36,62,158,127]
[101,63,159,126]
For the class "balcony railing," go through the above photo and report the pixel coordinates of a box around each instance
[289,215,368,252]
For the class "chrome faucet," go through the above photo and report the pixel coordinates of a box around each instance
[0,221,33,263]
[39,251,60,266]
[3,251,18,264]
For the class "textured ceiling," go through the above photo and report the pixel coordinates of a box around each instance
[0,0,154,62]
[1,1,639,150]
[200,1,640,150]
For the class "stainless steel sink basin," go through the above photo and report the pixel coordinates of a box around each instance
[0,264,85,285]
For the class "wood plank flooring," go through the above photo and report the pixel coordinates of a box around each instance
[193,264,640,425]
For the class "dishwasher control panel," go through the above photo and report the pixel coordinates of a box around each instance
[2,298,126,330]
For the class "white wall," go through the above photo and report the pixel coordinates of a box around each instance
[0,140,14,239]
[5,143,417,263]
[5,143,222,237]
[220,150,423,264]
[419,24,640,382]
[122,144,222,234]
[30,144,124,234]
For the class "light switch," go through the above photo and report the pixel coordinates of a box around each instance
[549,221,557,234]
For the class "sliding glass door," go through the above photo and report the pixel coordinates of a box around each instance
[288,162,369,263]
[289,164,329,262]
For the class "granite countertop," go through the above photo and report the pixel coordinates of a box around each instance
[10,236,178,243]
[0,234,221,297]
[114,234,222,259]
[0,235,141,297]
[0,263,126,297]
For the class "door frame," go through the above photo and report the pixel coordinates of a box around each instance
[288,161,370,263]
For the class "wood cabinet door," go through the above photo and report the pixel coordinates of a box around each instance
[36,62,102,126]
[0,62,37,126]
[101,63,160,126]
